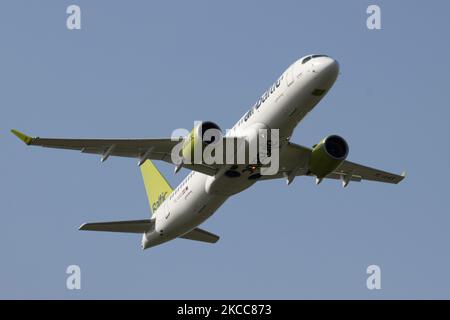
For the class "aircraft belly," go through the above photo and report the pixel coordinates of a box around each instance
[167,195,227,239]
[156,174,227,241]
[205,172,256,196]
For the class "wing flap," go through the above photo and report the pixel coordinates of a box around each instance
[335,161,406,184]
[179,228,220,244]
[324,172,362,182]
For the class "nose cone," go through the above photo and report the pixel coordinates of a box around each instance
[313,56,339,81]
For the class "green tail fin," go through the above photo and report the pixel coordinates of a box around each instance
[140,160,173,217]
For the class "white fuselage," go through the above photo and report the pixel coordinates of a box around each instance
[142,55,339,249]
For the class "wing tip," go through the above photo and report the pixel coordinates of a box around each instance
[399,170,407,182]
[78,223,87,231]
[211,237,220,244]
[11,129,33,145]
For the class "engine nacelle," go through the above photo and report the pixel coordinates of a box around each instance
[309,135,349,178]
[181,121,222,164]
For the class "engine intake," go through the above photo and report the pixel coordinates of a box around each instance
[200,121,221,145]
[182,121,222,164]
[309,135,349,178]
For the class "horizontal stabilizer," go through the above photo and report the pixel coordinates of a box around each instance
[79,219,152,233]
[179,227,220,244]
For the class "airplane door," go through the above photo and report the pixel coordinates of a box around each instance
[284,66,297,117]
[285,67,294,87]
[163,200,171,221]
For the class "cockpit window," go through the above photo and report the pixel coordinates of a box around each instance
[302,54,329,64]
[302,56,312,64]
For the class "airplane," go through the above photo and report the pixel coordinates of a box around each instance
[11,54,405,249]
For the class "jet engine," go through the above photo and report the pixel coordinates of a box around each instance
[309,135,349,179]
[181,121,223,165]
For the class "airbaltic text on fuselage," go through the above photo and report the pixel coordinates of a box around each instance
[245,75,282,121]
[170,127,280,175]
[152,191,168,212]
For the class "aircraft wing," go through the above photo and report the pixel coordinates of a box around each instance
[11,129,218,175]
[11,129,405,184]
[261,142,406,185]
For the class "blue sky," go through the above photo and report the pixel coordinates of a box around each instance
[1,0,450,299]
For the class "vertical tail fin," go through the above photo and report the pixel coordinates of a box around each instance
[140,160,173,217]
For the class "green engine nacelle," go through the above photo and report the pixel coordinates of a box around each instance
[309,135,349,179]
[182,121,222,164]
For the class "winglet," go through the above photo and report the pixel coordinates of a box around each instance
[11,129,34,145]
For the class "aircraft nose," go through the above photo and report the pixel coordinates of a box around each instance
[313,56,339,80]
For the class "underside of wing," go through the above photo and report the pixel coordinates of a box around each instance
[261,142,405,185]
[11,129,406,185]
[11,129,218,176]
[333,160,406,184]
